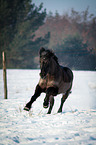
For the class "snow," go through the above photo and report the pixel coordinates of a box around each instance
[0,69,96,145]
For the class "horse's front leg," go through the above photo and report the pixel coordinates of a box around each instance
[24,84,44,111]
[43,87,58,109]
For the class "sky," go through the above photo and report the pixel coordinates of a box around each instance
[32,0,96,15]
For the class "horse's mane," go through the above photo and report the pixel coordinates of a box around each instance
[40,47,59,65]
[47,49,59,65]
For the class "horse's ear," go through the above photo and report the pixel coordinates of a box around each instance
[39,47,45,55]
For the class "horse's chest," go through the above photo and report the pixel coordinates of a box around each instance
[39,76,55,89]
[39,78,47,89]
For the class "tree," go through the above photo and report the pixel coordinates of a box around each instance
[55,35,96,70]
[62,35,88,55]
[0,0,50,68]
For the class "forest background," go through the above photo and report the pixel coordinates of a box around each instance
[0,0,96,70]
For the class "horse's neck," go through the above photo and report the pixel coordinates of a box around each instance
[49,58,59,75]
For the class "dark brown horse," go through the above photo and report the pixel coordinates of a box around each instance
[24,47,73,114]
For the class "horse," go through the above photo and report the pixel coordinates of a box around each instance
[24,47,73,114]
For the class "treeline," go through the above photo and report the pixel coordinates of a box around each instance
[0,0,50,68]
[0,1,96,70]
[35,8,96,70]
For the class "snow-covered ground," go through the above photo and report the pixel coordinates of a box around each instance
[0,69,96,145]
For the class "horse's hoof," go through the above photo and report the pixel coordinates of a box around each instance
[43,101,49,109]
[24,106,30,111]
[43,104,48,109]
[57,109,62,113]
[47,111,51,114]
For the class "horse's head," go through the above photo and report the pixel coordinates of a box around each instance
[39,47,58,78]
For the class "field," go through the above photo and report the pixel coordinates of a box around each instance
[0,70,96,145]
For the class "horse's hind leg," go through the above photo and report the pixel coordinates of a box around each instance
[58,90,70,113]
[47,96,54,114]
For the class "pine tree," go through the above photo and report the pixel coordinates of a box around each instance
[0,0,50,68]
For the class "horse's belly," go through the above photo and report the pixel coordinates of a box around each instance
[58,82,71,94]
